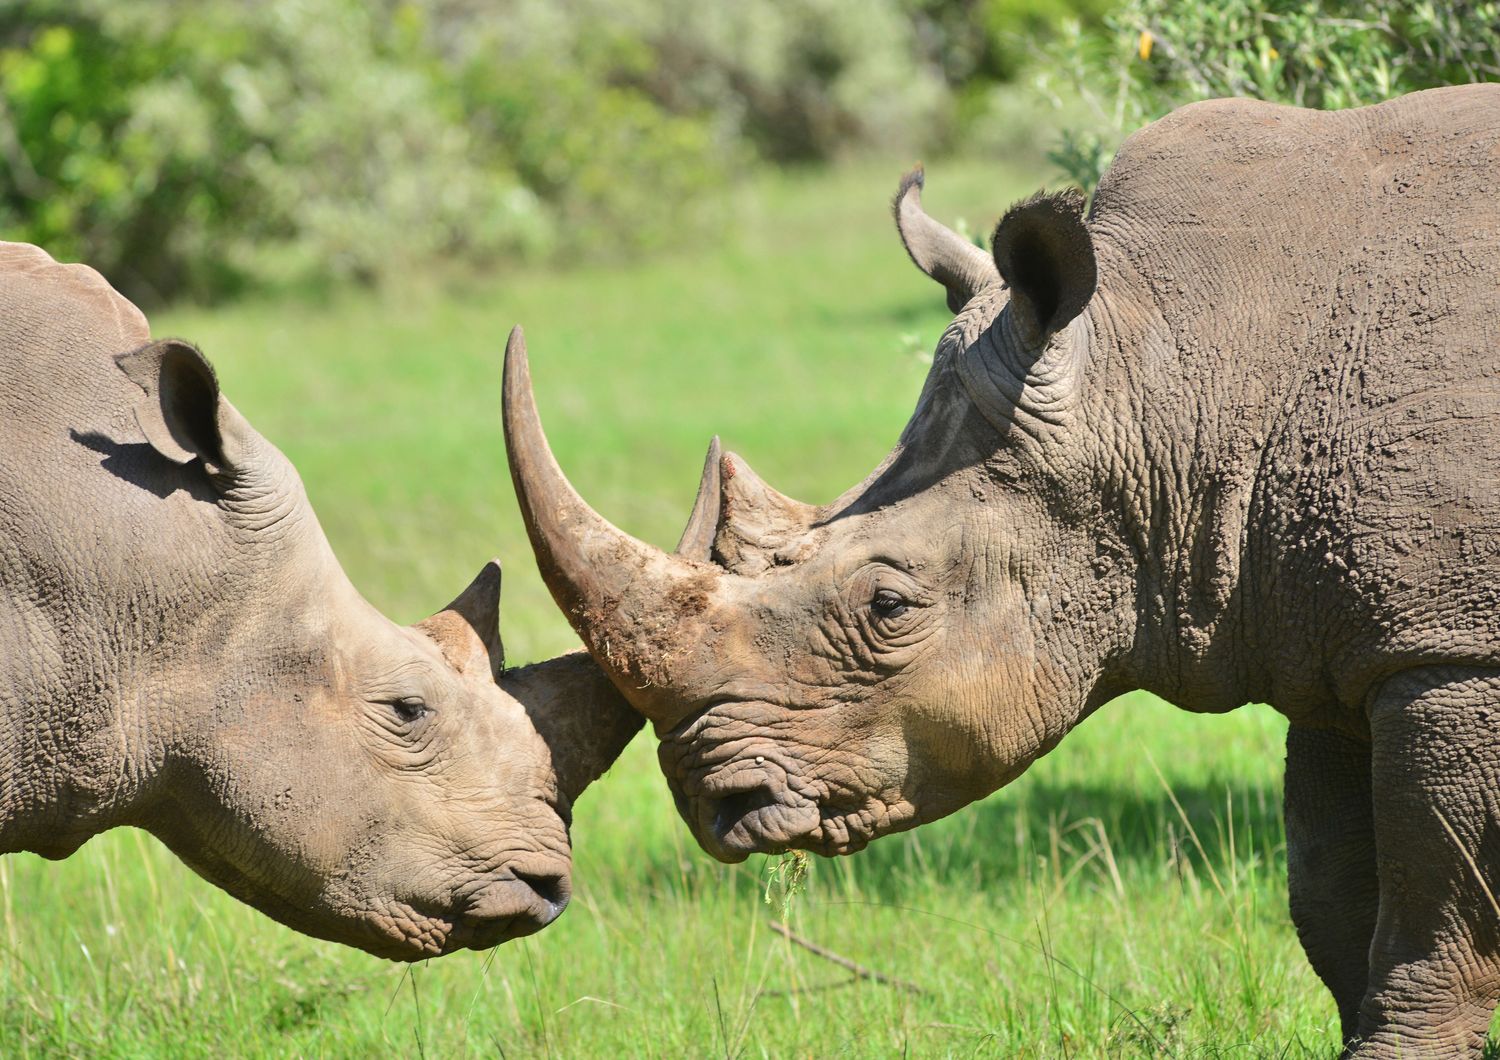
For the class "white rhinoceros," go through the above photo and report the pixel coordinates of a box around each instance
[0,242,641,959]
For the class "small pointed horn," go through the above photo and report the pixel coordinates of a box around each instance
[674,436,722,561]
[721,452,817,527]
[712,451,821,575]
[893,166,1000,314]
[503,326,717,719]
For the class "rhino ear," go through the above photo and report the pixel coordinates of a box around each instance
[416,560,504,681]
[992,189,1097,344]
[115,338,264,489]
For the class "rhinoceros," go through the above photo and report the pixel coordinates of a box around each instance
[505,84,1500,1053]
[0,242,641,960]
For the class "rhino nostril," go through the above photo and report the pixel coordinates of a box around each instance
[513,869,570,915]
[712,787,778,837]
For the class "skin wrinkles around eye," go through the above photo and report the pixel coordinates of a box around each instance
[859,566,936,634]
[362,655,442,711]
[808,579,938,677]
[353,661,444,770]
[358,707,443,772]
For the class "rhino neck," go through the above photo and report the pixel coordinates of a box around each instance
[0,561,268,858]
[1079,279,1271,716]
[0,635,149,859]
[0,520,327,860]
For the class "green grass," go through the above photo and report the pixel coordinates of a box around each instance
[0,159,1372,1056]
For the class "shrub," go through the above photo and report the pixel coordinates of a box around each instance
[0,0,730,301]
[0,1,558,301]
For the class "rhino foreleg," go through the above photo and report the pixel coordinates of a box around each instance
[1353,666,1500,1058]
[1284,725,1380,1046]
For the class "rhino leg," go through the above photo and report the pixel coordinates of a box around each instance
[1352,667,1500,1058]
[1284,725,1380,1046]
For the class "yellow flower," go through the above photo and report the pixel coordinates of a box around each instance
[1268,46,1280,60]
[1138,29,1154,61]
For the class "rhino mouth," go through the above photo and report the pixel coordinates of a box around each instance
[373,868,571,959]
[677,771,824,862]
[672,772,905,862]
[660,712,909,862]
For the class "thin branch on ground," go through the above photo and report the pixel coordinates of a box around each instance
[767,920,926,995]
[760,976,866,999]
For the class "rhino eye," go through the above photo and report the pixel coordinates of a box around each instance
[390,696,428,723]
[871,589,909,619]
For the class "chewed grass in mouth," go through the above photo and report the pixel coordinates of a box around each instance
[761,850,810,919]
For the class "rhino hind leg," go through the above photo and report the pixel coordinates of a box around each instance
[1353,666,1500,1058]
[1284,725,1380,1046]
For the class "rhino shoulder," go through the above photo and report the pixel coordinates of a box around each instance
[1096,96,1333,211]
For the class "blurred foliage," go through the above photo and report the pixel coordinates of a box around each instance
[0,0,1099,303]
[1040,0,1500,190]
[0,0,552,302]
[5,0,1492,302]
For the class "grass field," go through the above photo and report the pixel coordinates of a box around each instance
[2,159,1467,1056]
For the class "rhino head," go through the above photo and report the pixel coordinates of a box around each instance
[504,170,1153,862]
[98,340,642,956]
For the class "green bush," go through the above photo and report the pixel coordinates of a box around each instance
[0,1,736,301]
[1042,0,1500,189]
[0,1,557,302]
[435,0,949,164]
[0,9,246,300]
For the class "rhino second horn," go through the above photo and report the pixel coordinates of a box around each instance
[893,166,1000,314]
[675,436,723,562]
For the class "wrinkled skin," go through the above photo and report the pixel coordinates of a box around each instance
[0,242,642,960]
[507,85,1500,1053]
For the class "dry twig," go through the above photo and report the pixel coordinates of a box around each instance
[768,921,926,995]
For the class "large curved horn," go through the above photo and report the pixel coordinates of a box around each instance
[893,166,1000,314]
[503,326,717,718]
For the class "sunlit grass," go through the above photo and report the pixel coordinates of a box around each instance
[0,158,1399,1055]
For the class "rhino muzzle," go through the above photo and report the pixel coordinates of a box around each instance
[444,867,571,947]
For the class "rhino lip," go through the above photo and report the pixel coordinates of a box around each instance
[438,908,546,952]
[691,778,823,863]
[659,702,870,861]
[668,757,830,863]
[408,870,572,956]
[674,758,900,861]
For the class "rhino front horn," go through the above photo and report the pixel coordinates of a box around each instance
[502,326,719,721]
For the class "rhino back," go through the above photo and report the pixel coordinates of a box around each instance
[1087,85,1500,709]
